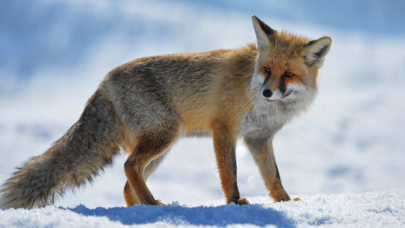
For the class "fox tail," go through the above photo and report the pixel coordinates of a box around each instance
[0,91,123,209]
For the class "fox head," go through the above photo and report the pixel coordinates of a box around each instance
[250,16,331,106]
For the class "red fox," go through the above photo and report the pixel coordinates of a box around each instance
[0,16,331,209]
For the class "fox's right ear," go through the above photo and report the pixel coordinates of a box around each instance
[251,15,275,52]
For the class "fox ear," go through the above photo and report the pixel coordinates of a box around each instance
[303,36,332,68]
[251,15,275,52]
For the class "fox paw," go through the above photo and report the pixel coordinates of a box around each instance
[293,197,301,202]
[274,196,291,202]
[237,198,249,206]
[155,199,165,206]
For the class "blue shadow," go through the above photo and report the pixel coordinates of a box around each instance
[68,203,297,227]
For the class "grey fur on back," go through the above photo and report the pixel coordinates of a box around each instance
[0,92,123,209]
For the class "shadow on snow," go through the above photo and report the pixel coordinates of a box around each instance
[68,203,296,227]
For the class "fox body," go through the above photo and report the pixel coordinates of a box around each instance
[0,16,331,209]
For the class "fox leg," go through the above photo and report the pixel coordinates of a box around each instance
[123,149,170,206]
[143,148,170,181]
[244,137,295,202]
[212,122,248,205]
[124,129,177,206]
[123,180,140,206]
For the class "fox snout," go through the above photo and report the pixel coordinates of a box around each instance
[260,87,284,101]
[262,89,272,98]
[260,78,285,101]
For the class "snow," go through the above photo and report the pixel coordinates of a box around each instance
[1,190,404,227]
[1,0,405,227]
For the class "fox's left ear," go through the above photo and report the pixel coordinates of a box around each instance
[303,36,332,68]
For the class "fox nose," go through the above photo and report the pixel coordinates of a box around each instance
[262,89,272,98]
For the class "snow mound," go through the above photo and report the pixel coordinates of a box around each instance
[1,189,404,228]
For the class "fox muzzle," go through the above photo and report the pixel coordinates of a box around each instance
[262,89,272,98]
[261,87,284,101]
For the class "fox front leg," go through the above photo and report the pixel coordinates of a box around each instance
[212,122,249,205]
[244,137,298,202]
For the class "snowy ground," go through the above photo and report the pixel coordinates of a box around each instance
[1,0,405,227]
[1,190,404,227]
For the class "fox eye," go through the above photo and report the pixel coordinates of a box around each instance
[264,67,271,74]
[284,72,295,77]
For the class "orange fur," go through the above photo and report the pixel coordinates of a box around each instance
[123,181,139,206]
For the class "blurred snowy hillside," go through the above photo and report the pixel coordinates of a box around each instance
[0,0,404,208]
[1,0,405,89]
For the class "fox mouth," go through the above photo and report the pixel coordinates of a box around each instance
[264,91,292,102]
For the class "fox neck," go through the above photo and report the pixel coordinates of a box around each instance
[240,73,317,138]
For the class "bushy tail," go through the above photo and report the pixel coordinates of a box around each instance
[0,91,123,209]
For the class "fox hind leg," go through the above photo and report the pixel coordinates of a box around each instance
[123,149,170,206]
[124,125,178,206]
[123,181,139,206]
[143,148,170,181]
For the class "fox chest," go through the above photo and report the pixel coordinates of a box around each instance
[238,103,297,138]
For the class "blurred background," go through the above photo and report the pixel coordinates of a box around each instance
[0,0,404,208]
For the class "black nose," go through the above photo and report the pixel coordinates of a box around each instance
[262,89,272,98]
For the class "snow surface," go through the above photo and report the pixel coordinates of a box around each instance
[1,190,404,227]
[1,0,405,227]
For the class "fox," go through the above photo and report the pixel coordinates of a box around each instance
[0,16,331,209]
